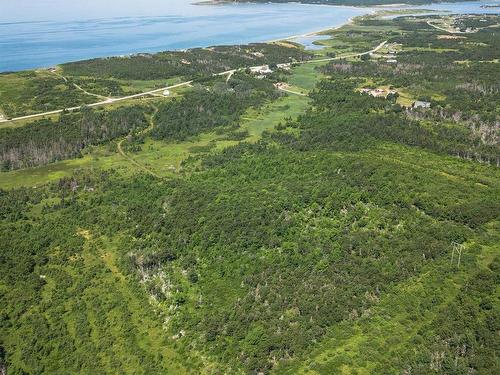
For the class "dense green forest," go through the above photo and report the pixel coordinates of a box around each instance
[62,43,311,81]
[0,106,149,170]
[1,12,498,375]
[0,43,309,119]
[152,74,279,140]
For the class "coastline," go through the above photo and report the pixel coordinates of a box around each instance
[2,1,450,73]
[2,1,496,72]
[264,16,358,43]
[265,6,431,43]
[4,6,374,73]
[193,1,434,45]
[194,0,411,7]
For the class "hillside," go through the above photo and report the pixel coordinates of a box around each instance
[1,12,499,375]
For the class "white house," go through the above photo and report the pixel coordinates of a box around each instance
[250,65,273,75]
[412,100,431,109]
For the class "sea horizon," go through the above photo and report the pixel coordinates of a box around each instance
[0,0,498,72]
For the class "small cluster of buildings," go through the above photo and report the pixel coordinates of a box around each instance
[371,42,401,64]
[360,87,397,98]
[359,87,431,109]
[277,63,292,70]
[249,65,273,79]
[248,63,291,79]
[250,65,273,75]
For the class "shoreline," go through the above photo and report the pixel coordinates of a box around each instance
[265,5,435,43]
[194,0,411,7]
[264,16,358,43]
[2,2,446,74]
[3,5,374,74]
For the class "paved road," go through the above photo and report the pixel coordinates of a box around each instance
[298,40,387,64]
[0,81,193,124]
[0,41,386,125]
[426,20,498,34]
[426,21,461,34]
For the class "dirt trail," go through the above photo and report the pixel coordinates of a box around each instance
[72,82,110,100]
[278,87,307,96]
[117,105,162,179]
[50,70,110,100]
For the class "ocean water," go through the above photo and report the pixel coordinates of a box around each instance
[412,0,500,14]
[0,0,498,72]
[292,34,333,50]
[0,0,369,72]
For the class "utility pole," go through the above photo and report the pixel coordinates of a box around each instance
[451,242,465,268]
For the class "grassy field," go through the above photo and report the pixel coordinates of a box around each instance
[288,64,325,91]
[125,96,306,178]
[0,89,310,189]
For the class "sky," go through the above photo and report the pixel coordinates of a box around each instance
[0,0,207,22]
